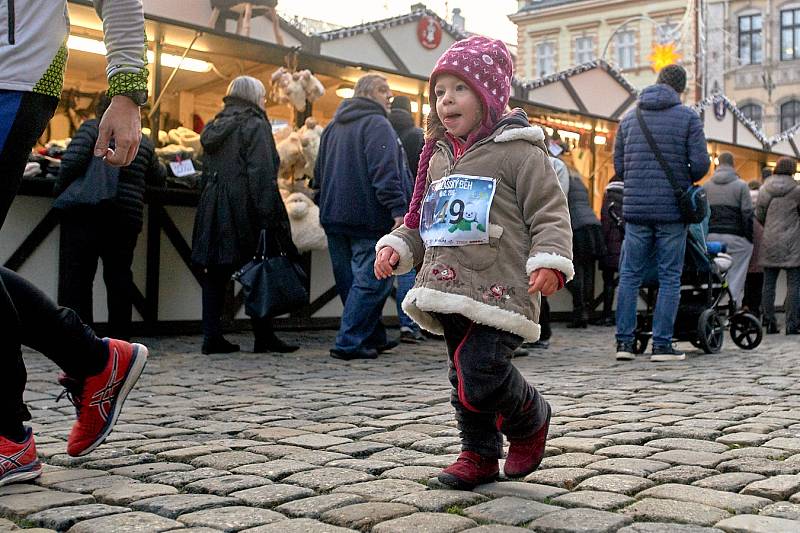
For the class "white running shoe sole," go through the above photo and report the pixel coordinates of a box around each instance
[616,352,635,361]
[0,461,42,486]
[75,343,148,457]
[650,353,686,362]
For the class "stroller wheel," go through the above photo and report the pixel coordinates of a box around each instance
[697,308,724,354]
[730,312,763,350]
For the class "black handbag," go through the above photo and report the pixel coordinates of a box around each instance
[636,107,708,224]
[53,155,119,210]
[232,229,308,319]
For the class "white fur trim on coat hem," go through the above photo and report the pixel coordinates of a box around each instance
[375,234,414,275]
[494,126,545,144]
[401,287,541,342]
[526,253,575,281]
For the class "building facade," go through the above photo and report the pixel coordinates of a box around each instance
[510,0,688,89]
[707,0,800,136]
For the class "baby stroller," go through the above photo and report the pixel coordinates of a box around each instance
[632,223,763,354]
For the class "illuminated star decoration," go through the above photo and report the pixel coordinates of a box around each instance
[649,42,682,72]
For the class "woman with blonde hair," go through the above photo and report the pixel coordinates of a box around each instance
[192,76,299,354]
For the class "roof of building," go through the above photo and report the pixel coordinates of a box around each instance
[516,59,638,96]
[692,94,769,146]
[516,0,584,13]
[315,7,467,42]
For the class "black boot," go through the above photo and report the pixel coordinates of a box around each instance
[202,336,240,354]
[254,335,299,353]
[252,317,299,353]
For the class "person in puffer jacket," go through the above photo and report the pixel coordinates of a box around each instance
[55,94,166,341]
[374,36,573,491]
[756,157,800,335]
[703,151,753,307]
[613,65,710,362]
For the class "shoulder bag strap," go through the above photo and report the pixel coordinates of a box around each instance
[636,107,684,197]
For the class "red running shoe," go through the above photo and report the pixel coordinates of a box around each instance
[437,451,499,490]
[504,404,551,478]
[0,428,42,486]
[59,339,148,457]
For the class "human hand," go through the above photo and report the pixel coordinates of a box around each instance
[528,268,559,297]
[95,95,142,166]
[374,246,399,279]
[392,216,404,230]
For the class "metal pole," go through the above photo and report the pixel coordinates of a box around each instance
[149,25,163,146]
[695,0,702,102]
[148,31,202,122]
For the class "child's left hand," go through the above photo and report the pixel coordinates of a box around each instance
[528,268,560,297]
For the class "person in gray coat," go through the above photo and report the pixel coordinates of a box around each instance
[756,156,800,334]
[703,152,753,307]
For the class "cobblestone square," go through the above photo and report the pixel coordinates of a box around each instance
[3,325,800,532]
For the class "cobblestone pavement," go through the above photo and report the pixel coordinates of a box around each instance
[3,324,800,532]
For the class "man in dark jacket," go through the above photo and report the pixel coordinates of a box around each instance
[315,74,409,360]
[703,152,753,308]
[388,95,424,343]
[56,94,166,341]
[613,65,710,362]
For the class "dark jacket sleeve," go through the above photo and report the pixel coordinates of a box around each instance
[145,150,167,188]
[242,117,282,229]
[687,111,710,182]
[364,118,408,219]
[613,120,625,180]
[55,122,98,195]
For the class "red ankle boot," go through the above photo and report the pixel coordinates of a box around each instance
[504,405,551,478]
[438,451,499,490]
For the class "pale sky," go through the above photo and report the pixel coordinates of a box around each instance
[279,0,520,44]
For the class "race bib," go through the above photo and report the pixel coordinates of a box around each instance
[420,175,497,247]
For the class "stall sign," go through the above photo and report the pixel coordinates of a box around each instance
[169,159,196,177]
[417,16,442,50]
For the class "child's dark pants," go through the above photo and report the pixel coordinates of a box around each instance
[434,313,549,459]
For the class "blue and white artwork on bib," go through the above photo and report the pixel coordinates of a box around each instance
[420,175,497,247]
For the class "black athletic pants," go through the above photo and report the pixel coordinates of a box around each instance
[0,91,106,432]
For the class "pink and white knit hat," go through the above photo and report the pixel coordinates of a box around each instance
[403,36,514,229]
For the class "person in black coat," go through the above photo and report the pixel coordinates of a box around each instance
[566,174,605,328]
[388,95,424,343]
[595,176,624,326]
[55,94,166,340]
[191,76,299,355]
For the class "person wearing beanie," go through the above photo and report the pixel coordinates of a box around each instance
[703,151,753,307]
[374,36,573,490]
[612,63,710,362]
[388,95,425,344]
[756,156,800,334]
[314,74,409,360]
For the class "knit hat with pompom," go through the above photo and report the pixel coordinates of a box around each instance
[403,36,513,229]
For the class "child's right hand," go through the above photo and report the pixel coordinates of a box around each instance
[374,246,400,279]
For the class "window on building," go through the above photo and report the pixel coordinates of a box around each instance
[615,30,636,69]
[738,14,763,64]
[740,103,763,127]
[781,8,800,60]
[575,36,594,64]
[781,100,800,131]
[536,41,556,77]
[656,22,677,45]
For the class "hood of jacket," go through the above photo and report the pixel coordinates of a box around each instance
[638,83,682,111]
[201,97,265,153]
[389,108,416,132]
[711,165,739,184]
[764,174,798,197]
[334,96,387,124]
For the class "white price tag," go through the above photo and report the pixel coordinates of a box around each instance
[169,159,196,177]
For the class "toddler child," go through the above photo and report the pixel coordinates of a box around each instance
[374,36,573,489]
